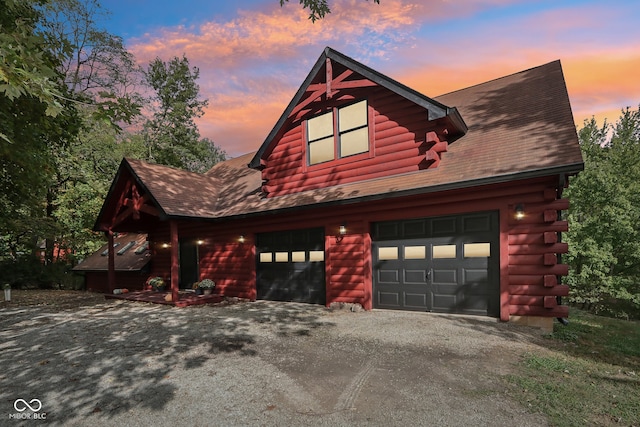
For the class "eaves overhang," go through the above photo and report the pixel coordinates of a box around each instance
[180,161,585,224]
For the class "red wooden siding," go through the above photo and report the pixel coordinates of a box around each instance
[262,87,448,197]
[143,175,570,320]
[199,234,255,300]
[325,221,370,309]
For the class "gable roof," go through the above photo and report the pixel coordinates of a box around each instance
[248,47,467,169]
[125,159,221,218]
[96,57,583,231]
[73,233,150,272]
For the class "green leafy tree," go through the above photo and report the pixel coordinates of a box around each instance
[280,0,380,22]
[0,0,80,260]
[53,113,146,261]
[565,106,640,318]
[0,0,64,124]
[32,0,145,265]
[144,55,225,172]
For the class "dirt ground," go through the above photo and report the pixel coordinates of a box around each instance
[0,291,552,426]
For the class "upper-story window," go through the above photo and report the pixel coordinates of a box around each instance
[307,100,369,165]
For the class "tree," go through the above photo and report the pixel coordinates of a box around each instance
[0,0,65,124]
[0,0,80,260]
[280,0,330,21]
[40,0,143,127]
[564,106,640,318]
[280,0,380,22]
[53,112,146,261]
[144,55,225,172]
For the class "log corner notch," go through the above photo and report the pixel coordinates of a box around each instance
[424,129,449,168]
[507,183,571,319]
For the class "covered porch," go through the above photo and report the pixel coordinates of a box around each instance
[94,159,225,306]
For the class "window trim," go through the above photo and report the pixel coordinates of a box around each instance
[304,99,372,168]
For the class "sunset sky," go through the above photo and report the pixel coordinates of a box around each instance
[98,0,640,157]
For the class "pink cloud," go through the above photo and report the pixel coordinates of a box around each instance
[125,1,639,156]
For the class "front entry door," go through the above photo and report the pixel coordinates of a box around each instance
[179,240,199,289]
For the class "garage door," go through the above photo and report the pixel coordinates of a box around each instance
[256,227,325,304]
[372,212,499,316]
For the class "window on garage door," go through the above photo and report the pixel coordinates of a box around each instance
[256,227,325,304]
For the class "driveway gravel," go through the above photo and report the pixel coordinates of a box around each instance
[0,297,551,426]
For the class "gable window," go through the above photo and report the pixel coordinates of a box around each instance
[307,100,369,165]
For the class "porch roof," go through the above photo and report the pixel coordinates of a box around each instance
[73,233,150,272]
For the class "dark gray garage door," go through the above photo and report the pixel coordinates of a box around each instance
[256,227,325,304]
[372,212,499,316]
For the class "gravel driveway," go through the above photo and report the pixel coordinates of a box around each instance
[1,298,550,426]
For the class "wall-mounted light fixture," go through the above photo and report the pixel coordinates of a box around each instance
[515,203,525,220]
[196,240,205,246]
[238,235,245,243]
[339,225,347,235]
[161,242,170,249]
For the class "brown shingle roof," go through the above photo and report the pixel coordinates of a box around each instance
[126,159,222,218]
[102,60,583,226]
[73,233,150,271]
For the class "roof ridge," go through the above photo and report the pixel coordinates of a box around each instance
[435,60,562,98]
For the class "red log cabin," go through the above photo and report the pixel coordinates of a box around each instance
[88,47,584,329]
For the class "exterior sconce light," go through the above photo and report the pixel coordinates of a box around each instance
[515,203,525,220]
[161,243,170,249]
[196,240,205,246]
[339,225,347,235]
[238,235,245,243]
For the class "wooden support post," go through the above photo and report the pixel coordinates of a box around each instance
[107,230,115,293]
[170,220,179,303]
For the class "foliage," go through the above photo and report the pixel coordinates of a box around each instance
[280,0,380,22]
[564,106,640,319]
[52,111,147,261]
[143,55,225,172]
[147,277,165,287]
[506,310,640,426]
[0,0,81,261]
[0,255,71,289]
[0,0,64,120]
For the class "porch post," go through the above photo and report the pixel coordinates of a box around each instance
[107,230,115,293]
[170,220,179,302]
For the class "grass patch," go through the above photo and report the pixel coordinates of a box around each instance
[507,309,640,426]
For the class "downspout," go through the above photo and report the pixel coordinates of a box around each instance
[556,173,569,326]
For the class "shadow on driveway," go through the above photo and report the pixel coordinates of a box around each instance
[0,300,331,422]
